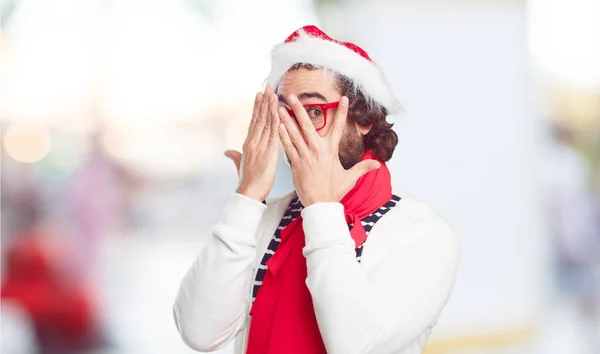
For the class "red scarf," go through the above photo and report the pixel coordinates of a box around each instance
[247,150,392,354]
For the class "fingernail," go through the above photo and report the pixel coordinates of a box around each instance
[271,110,277,118]
[279,123,286,132]
[288,95,297,105]
[278,107,286,116]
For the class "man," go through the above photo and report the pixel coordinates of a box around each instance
[174,25,459,354]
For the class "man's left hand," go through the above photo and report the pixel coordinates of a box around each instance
[278,95,381,207]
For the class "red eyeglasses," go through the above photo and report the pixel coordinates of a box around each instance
[285,101,340,131]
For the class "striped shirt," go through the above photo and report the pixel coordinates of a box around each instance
[252,194,401,302]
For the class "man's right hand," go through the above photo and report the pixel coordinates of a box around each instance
[224,86,280,202]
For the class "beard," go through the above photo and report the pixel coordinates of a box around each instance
[283,124,365,170]
[338,124,365,170]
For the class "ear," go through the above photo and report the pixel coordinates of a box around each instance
[355,122,372,136]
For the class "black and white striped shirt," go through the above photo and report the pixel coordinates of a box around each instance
[252,194,401,302]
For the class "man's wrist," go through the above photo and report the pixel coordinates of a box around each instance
[300,195,337,207]
[302,199,326,207]
[236,185,265,202]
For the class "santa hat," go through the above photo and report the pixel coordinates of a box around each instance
[266,25,399,115]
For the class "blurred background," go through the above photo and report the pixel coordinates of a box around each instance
[1,0,599,353]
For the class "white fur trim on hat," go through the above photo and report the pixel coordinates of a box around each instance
[266,30,400,115]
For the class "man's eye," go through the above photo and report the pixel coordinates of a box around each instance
[306,107,323,119]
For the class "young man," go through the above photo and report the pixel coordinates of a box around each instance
[174,25,459,354]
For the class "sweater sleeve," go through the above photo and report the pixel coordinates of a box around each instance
[301,202,459,354]
[173,193,267,352]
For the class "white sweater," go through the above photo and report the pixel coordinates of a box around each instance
[174,192,459,354]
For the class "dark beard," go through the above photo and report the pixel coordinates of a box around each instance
[338,126,365,170]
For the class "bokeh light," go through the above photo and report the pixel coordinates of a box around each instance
[3,123,52,163]
[101,128,137,161]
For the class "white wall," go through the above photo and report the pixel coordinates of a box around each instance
[342,0,547,337]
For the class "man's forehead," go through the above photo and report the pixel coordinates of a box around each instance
[277,68,338,99]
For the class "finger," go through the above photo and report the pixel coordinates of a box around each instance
[278,105,310,157]
[287,94,318,147]
[349,159,381,183]
[266,94,280,147]
[246,92,263,139]
[278,121,299,162]
[224,150,242,174]
[329,96,349,145]
[260,93,277,144]
[250,86,273,144]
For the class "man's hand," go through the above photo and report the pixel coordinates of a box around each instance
[277,95,380,207]
[225,86,280,202]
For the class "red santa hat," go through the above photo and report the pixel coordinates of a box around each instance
[266,25,399,115]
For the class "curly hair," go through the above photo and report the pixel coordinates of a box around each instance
[285,63,398,162]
